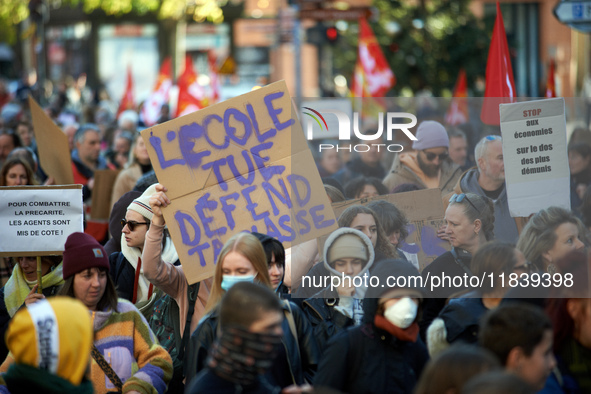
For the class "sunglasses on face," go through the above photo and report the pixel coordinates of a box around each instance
[423,151,449,161]
[449,193,480,214]
[121,219,149,231]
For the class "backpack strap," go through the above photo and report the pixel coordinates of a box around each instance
[283,300,300,359]
[91,345,122,392]
[179,282,200,370]
[451,247,473,276]
[283,300,301,385]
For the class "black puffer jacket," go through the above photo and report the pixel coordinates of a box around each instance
[300,228,377,351]
[313,323,429,394]
[313,260,429,394]
[185,300,320,388]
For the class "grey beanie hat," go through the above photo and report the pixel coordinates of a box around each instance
[412,121,449,150]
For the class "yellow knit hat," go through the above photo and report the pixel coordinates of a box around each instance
[5,297,93,386]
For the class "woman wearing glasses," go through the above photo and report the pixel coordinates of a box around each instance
[109,183,179,316]
[420,192,494,338]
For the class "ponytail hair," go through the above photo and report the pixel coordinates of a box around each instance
[449,193,495,241]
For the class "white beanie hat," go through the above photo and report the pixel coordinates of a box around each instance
[127,183,157,221]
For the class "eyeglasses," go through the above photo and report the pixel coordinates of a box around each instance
[121,219,149,231]
[423,150,449,162]
[449,193,480,213]
[513,261,533,273]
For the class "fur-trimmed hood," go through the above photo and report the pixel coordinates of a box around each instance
[322,227,376,279]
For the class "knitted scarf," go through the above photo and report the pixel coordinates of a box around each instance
[207,326,282,385]
[4,263,64,317]
[121,233,178,304]
[374,315,419,342]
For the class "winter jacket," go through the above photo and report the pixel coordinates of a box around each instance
[419,248,473,339]
[313,272,429,394]
[383,153,462,196]
[92,299,173,393]
[444,167,528,242]
[186,369,280,394]
[185,300,320,388]
[426,290,488,356]
[301,228,376,351]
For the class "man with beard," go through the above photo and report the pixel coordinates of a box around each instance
[383,120,462,197]
[446,135,527,242]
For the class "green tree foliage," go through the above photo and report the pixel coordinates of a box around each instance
[0,0,227,44]
[333,0,492,96]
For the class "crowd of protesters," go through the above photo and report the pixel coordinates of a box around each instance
[1,80,591,394]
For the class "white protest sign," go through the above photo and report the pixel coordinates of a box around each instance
[0,185,84,256]
[500,98,570,217]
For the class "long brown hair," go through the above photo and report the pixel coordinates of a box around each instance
[0,156,38,186]
[205,233,272,314]
[58,267,119,312]
[338,204,398,259]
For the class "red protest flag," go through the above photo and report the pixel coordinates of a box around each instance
[546,59,556,98]
[176,55,206,117]
[353,19,396,97]
[142,57,173,126]
[208,51,221,104]
[117,65,135,118]
[480,2,516,125]
[445,69,469,125]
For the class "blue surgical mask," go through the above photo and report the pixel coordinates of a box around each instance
[221,274,257,292]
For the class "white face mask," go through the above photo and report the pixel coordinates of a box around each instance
[383,297,418,329]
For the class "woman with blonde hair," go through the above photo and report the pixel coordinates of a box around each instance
[516,206,585,274]
[185,231,320,390]
[184,233,271,382]
[204,232,272,314]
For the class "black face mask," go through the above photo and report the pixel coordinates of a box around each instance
[207,326,282,385]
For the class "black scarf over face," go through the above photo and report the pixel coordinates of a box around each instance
[207,326,282,385]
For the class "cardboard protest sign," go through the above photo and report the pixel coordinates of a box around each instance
[91,169,120,220]
[330,188,450,271]
[500,98,570,216]
[0,185,83,256]
[141,81,338,284]
[28,96,74,185]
